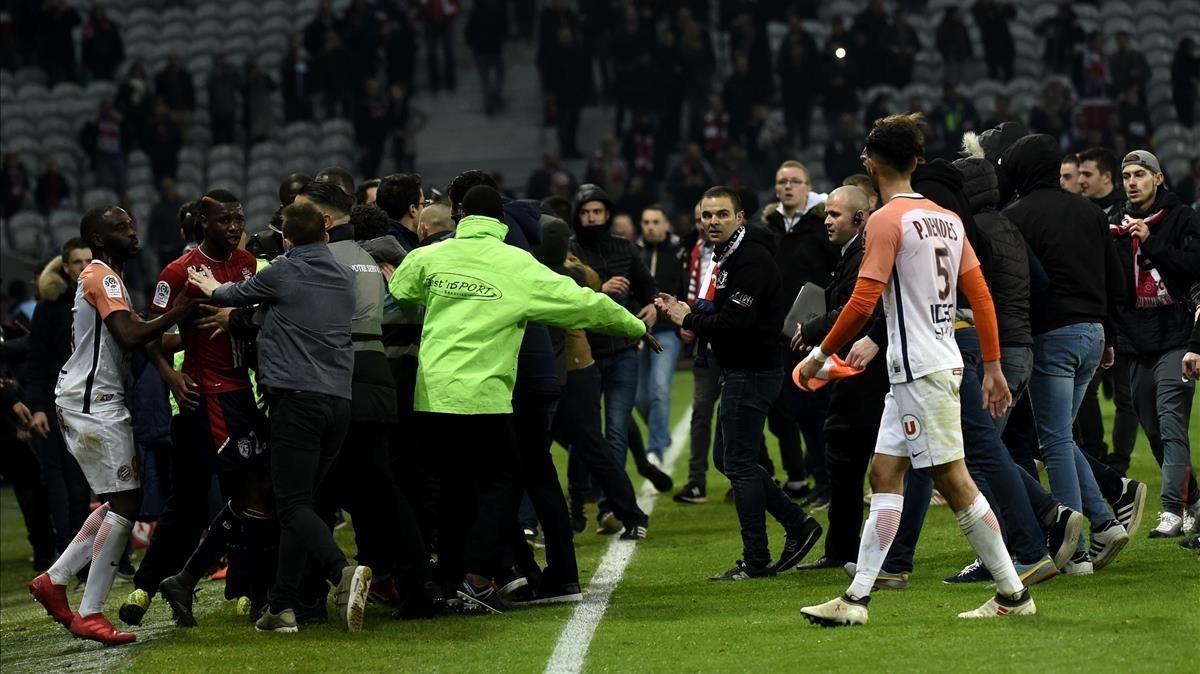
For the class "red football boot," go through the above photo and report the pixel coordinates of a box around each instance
[69,612,137,645]
[29,572,73,628]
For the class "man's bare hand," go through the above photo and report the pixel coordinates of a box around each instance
[789,324,806,351]
[795,354,821,391]
[680,328,695,344]
[10,401,33,430]
[846,336,879,369]
[197,305,233,338]
[636,303,658,330]
[1128,219,1150,241]
[380,262,396,282]
[1100,346,1115,370]
[163,369,200,410]
[1183,352,1200,380]
[981,362,1013,419]
[30,410,51,438]
[187,265,220,297]
[601,276,630,297]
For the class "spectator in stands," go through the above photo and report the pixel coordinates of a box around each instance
[824,113,862,186]
[1110,150,1200,537]
[886,8,919,87]
[972,0,1015,81]
[526,152,577,201]
[1,152,30,217]
[241,60,277,146]
[36,0,79,85]
[543,25,591,159]
[1172,38,1198,127]
[929,84,980,160]
[1117,86,1153,151]
[304,0,341,62]
[420,0,460,93]
[1028,82,1073,141]
[776,17,820,148]
[464,0,507,116]
[315,30,353,118]
[148,178,185,266]
[144,99,182,183]
[984,94,1018,130]
[115,60,152,147]
[80,7,123,82]
[384,9,417,91]
[936,7,973,85]
[586,137,629,205]
[282,38,315,123]
[1060,153,1083,194]
[208,56,242,146]
[676,7,716,137]
[1038,3,1084,75]
[1110,32,1150,100]
[1175,158,1200,207]
[863,92,894,131]
[821,19,858,128]
[355,78,390,179]
[154,54,196,135]
[666,143,716,215]
[33,160,70,214]
[723,52,767,148]
[698,94,730,159]
[1073,32,1113,101]
[390,83,428,174]
[80,97,127,195]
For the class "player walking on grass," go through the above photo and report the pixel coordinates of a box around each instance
[29,205,194,645]
[797,114,1033,626]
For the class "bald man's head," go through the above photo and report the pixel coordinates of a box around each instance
[824,185,869,246]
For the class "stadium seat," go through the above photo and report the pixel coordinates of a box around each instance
[207,145,244,166]
[7,211,47,258]
[48,210,82,247]
[125,184,159,209]
[82,188,120,210]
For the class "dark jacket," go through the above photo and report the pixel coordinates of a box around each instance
[503,198,560,396]
[571,184,656,357]
[1091,186,1124,218]
[681,226,784,371]
[25,260,75,415]
[758,204,839,310]
[975,121,1028,206]
[955,156,1033,346]
[212,242,355,399]
[1001,134,1125,343]
[1110,190,1200,355]
[799,233,873,352]
[637,236,686,334]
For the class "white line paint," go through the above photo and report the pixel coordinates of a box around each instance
[545,407,694,674]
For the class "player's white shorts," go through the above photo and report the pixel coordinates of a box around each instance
[874,368,964,470]
[57,406,140,495]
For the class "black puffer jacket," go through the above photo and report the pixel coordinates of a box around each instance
[758,204,839,311]
[571,184,656,357]
[1110,190,1200,355]
[1001,134,1125,342]
[955,156,1033,346]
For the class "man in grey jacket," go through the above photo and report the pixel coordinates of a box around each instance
[189,201,370,634]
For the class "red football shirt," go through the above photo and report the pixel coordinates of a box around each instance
[151,247,257,393]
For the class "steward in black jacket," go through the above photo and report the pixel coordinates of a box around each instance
[681,225,784,371]
[1110,189,1200,355]
[955,156,1033,347]
[1001,134,1125,344]
[570,184,657,358]
[759,203,839,310]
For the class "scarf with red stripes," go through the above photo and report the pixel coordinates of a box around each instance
[1110,208,1172,308]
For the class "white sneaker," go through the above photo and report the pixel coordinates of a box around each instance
[1182,505,1200,535]
[1088,520,1129,570]
[957,591,1036,619]
[646,453,663,469]
[1149,512,1184,538]
[801,595,869,627]
[1063,553,1094,576]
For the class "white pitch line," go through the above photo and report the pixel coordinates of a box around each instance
[544,407,694,674]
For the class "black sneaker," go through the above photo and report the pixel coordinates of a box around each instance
[512,581,583,605]
[638,462,674,493]
[295,597,329,625]
[943,559,992,584]
[619,523,648,540]
[673,483,707,504]
[117,556,136,581]
[456,580,507,614]
[772,518,823,573]
[804,489,831,510]
[158,574,198,627]
[708,560,776,581]
[783,482,812,501]
[1110,477,1147,538]
[569,497,587,534]
[1045,504,1085,569]
[1179,535,1200,551]
[496,565,530,600]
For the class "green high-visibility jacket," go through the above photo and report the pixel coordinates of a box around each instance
[388,215,646,414]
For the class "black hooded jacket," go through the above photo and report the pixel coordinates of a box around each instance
[570,184,656,358]
[758,203,839,310]
[976,121,1028,207]
[1110,190,1200,354]
[681,226,784,370]
[955,156,1033,346]
[1001,134,1125,342]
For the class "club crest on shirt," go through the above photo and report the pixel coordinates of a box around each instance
[117,464,134,481]
[153,280,172,308]
[715,269,729,289]
[901,414,923,441]
[102,275,123,298]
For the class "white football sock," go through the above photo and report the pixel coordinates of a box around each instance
[78,511,132,617]
[47,503,110,586]
[956,492,1024,599]
[847,492,903,600]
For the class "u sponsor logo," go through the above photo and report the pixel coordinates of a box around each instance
[901,414,923,441]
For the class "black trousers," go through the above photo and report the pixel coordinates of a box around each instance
[389,356,440,550]
[267,391,351,610]
[314,419,429,594]
[511,392,579,586]
[821,361,888,563]
[0,426,57,568]
[36,416,90,553]
[1002,393,1040,477]
[555,365,646,526]
[1074,354,1137,469]
[428,412,522,584]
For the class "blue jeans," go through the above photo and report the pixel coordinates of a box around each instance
[596,349,640,468]
[1029,323,1111,533]
[713,367,806,567]
[636,331,683,459]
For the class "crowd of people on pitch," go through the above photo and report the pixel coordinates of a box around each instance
[2,110,1199,641]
